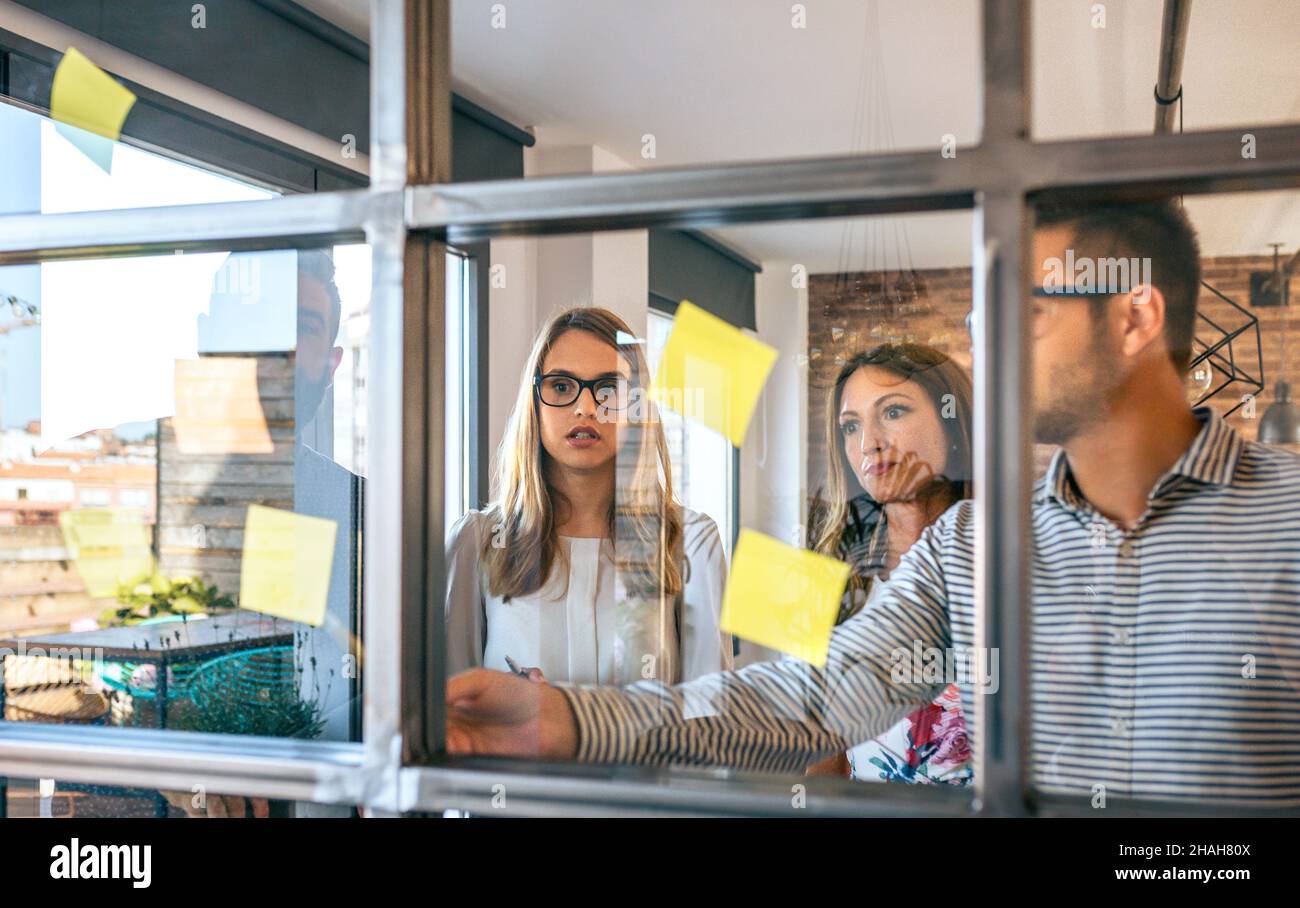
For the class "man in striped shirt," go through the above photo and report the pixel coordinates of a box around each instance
[447,201,1300,806]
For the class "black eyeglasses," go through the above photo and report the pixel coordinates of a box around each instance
[1031,286,1126,298]
[1030,286,1132,337]
[534,373,631,411]
[964,286,1143,338]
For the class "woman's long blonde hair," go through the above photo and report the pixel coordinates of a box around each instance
[482,307,683,601]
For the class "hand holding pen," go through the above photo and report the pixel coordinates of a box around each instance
[505,654,548,684]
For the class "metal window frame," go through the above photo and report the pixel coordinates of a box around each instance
[455,240,491,510]
[0,0,1298,818]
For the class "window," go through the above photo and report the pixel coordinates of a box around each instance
[0,242,373,749]
[0,50,373,814]
[0,102,276,217]
[444,250,471,536]
[646,309,736,557]
[78,488,111,507]
[450,0,983,173]
[118,489,150,508]
[1031,0,1300,141]
[452,213,977,798]
[2,0,1298,820]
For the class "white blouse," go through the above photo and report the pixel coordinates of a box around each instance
[444,507,733,685]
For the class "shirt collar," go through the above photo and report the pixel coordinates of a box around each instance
[1035,446,1078,508]
[1034,407,1244,508]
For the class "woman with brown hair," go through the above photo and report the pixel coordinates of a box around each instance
[444,306,732,686]
[807,342,973,784]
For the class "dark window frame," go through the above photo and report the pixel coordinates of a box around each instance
[3,0,1298,819]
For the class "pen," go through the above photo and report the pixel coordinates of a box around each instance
[504,655,530,678]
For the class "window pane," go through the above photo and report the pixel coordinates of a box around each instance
[1026,189,1300,809]
[0,243,371,759]
[0,100,276,217]
[445,251,471,535]
[1032,0,1300,141]
[646,310,735,562]
[451,0,982,177]
[1,6,366,194]
[446,212,981,800]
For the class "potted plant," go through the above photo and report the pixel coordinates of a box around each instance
[102,573,236,627]
[160,639,327,817]
[102,574,328,816]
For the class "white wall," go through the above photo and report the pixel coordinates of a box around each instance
[484,138,649,493]
[591,231,648,339]
[591,145,648,339]
[486,235,538,481]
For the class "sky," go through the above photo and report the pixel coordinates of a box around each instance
[0,101,368,446]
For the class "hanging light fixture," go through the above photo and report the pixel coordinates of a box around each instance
[1257,245,1300,445]
[1259,380,1299,444]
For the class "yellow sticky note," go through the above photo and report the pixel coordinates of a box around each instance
[58,508,155,598]
[50,47,137,173]
[720,530,850,667]
[239,505,337,627]
[650,301,778,447]
[173,358,275,455]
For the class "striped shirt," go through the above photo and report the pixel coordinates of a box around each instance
[560,408,1300,805]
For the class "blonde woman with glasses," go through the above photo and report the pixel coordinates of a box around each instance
[445,307,733,686]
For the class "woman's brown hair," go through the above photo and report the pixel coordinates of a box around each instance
[809,342,972,622]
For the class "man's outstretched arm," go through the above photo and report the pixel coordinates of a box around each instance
[447,511,958,774]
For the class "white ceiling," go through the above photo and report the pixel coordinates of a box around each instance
[298,0,1300,270]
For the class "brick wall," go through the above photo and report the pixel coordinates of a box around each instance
[807,256,1297,498]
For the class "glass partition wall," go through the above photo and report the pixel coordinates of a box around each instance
[1,0,1298,817]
